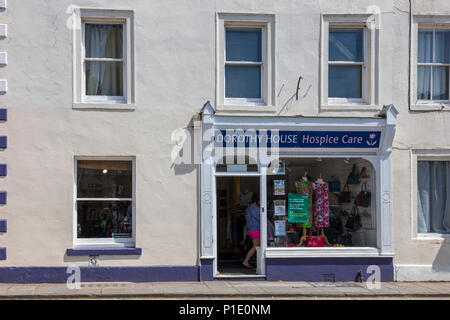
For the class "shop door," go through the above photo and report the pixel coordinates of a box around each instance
[215,175,264,276]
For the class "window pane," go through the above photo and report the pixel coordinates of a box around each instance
[418,30,433,63]
[432,66,449,100]
[85,24,123,59]
[77,200,132,239]
[328,65,362,98]
[77,160,132,198]
[434,31,450,63]
[225,65,261,99]
[329,29,363,62]
[226,29,262,62]
[417,65,431,100]
[85,61,123,96]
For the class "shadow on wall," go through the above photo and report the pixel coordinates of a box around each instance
[432,238,450,277]
[170,117,199,176]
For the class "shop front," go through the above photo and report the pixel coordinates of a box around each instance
[199,104,398,282]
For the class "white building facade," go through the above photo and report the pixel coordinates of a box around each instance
[0,0,448,282]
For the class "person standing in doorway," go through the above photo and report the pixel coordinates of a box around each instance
[243,193,260,269]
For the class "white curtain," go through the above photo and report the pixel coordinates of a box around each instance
[418,161,450,234]
[85,24,123,96]
[417,31,432,100]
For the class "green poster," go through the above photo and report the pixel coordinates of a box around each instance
[288,193,310,223]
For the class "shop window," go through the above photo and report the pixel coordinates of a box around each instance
[417,161,450,234]
[72,9,135,109]
[217,14,275,111]
[266,158,376,248]
[75,159,134,246]
[417,29,450,101]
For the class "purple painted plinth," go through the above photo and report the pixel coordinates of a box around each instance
[0,266,200,283]
[0,219,6,232]
[266,257,394,282]
[200,258,214,281]
[0,136,6,149]
[66,247,142,256]
[0,248,5,261]
[0,109,6,121]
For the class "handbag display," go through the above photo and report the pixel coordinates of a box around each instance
[306,230,324,247]
[347,165,360,185]
[355,183,371,207]
[345,205,362,232]
[339,184,351,203]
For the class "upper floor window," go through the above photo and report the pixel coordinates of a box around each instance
[72,9,135,109]
[83,23,124,100]
[321,15,379,111]
[417,29,450,101]
[217,14,275,112]
[328,28,364,100]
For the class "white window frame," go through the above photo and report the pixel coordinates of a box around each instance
[216,14,275,112]
[72,8,135,110]
[73,157,136,248]
[411,16,450,111]
[321,15,378,111]
[411,150,450,240]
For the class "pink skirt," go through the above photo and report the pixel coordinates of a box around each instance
[248,230,260,239]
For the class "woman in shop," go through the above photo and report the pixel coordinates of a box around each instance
[242,193,260,269]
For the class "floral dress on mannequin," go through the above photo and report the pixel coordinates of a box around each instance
[313,182,330,228]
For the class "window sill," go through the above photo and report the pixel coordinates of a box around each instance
[265,247,391,258]
[411,103,450,111]
[216,104,276,113]
[320,104,381,112]
[415,233,450,240]
[73,103,136,110]
[66,247,142,256]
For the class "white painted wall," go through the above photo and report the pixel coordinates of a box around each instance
[0,0,448,277]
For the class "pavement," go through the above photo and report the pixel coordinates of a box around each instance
[0,281,450,299]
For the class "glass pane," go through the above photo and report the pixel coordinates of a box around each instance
[432,66,449,100]
[328,65,362,98]
[226,29,262,62]
[225,65,261,99]
[85,61,123,96]
[418,30,433,63]
[267,158,377,248]
[77,200,132,239]
[329,29,363,62]
[85,24,123,59]
[77,160,132,198]
[434,31,450,63]
[417,65,431,100]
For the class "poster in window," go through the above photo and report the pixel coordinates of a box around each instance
[288,193,310,223]
[273,161,286,175]
[273,200,286,216]
[273,180,285,195]
[274,220,286,236]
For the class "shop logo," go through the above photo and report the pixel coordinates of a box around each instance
[366,133,378,147]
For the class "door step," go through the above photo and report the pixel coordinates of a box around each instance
[214,274,266,281]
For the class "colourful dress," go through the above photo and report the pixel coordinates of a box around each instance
[295,180,313,228]
[313,182,330,228]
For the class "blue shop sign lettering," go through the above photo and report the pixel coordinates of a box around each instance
[216,130,381,148]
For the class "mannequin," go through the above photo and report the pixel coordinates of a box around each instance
[297,171,312,247]
[314,172,331,246]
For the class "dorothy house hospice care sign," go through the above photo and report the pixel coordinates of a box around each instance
[216,130,381,149]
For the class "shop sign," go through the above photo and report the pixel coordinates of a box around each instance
[216,130,381,148]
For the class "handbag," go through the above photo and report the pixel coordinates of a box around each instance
[345,205,362,232]
[339,184,351,203]
[355,183,371,207]
[328,177,341,192]
[347,165,360,185]
[328,191,340,205]
[306,230,324,247]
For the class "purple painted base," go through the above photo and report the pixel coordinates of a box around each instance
[199,258,214,281]
[0,266,199,283]
[0,248,5,261]
[266,257,394,282]
[0,219,6,233]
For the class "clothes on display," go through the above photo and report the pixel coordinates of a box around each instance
[313,181,330,228]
